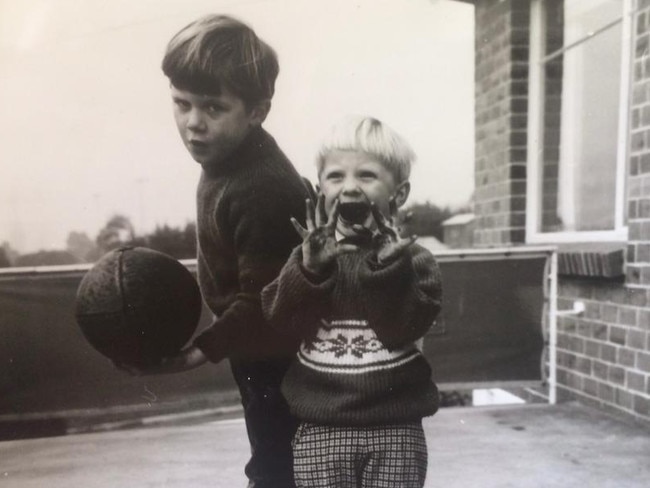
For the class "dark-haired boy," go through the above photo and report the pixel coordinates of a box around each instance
[134,14,308,488]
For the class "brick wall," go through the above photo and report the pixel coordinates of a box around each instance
[472,0,650,423]
[551,2,649,423]
[555,283,650,420]
[473,0,529,246]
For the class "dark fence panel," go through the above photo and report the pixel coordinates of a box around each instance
[424,253,547,387]
[0,250,549,420]
[0,268,236,417]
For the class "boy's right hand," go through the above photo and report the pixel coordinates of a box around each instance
[113,346,208,376]
[291,196,358,276]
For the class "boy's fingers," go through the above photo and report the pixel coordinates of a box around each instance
[370,203,386,227]
[388,196,398,225]
[395,235,418,252]
[336,243,359,254]
[291,217,309,239]
[315,194,328,227]
[305,199,315,232]
[371,204,397,239]
[327,198,340,230]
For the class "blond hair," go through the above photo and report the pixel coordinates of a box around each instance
[317,116,415,183]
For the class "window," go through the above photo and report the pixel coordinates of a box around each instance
[527,0,632,243]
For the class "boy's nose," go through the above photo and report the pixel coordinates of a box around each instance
[186,109,206,132]
[341,179,362,196]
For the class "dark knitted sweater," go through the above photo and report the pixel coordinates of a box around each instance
[261,241,443,425]
[192,126,308,363]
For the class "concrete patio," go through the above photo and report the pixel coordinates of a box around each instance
[1,402,648,488]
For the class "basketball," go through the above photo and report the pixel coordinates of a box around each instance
[75,246,202,367]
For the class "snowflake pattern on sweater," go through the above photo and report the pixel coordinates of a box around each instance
[300,320,420,374]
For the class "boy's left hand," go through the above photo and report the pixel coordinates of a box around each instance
[358,198,417,264]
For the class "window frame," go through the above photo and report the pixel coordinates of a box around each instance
[526,0,632,244]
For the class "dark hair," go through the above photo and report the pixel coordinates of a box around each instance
[162,15,279,107]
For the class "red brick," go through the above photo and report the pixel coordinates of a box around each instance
[589,323,607,341]
[627,371,647,392]
[633,395,650,416]
[609,366,626,385]
[645,308,650,330]
[628,330,647,350]
[583,378,599,397]
[585,340,600,357]
[593,360,608,380]
[600,304,619,323]
[618,348,636,368]
[609,326,627,345]
[638,352,650,371]
[575,356,592,375]
[601,344,617,363]
[599,383,615,402]
[615,388,635,410]
[618,307,638,326]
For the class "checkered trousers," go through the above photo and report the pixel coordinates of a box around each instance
[292,421,428,488]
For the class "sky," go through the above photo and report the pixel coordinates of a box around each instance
[0,0,474,254]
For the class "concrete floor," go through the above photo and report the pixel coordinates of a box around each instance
[1,403,649,488]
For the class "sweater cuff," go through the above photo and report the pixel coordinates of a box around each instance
[361,250,411,284]
[289,247,337,290]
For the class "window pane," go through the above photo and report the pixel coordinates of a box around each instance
[563,0,622,47]
[539,0,622,233]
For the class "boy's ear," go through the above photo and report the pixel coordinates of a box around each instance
[393,181,410,209]
[248,99,271,126]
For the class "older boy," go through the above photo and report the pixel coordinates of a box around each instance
[137,14,308,488]
[262,116,442,488]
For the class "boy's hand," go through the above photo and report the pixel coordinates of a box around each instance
[113,346,207,376]
[291,196,358,275]
[364,198,417,264]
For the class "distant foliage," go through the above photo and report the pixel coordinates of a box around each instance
[2,215,197,266]
[144,223,197,260]
[88,216,197,261]
[66,231,97,262]
[94,215,136,255]
[400,202,454,241]
[0,248,11,268]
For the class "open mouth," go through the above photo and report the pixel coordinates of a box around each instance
[338,201,371,224]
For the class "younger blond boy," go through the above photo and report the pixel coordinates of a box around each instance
[262,116,442,488]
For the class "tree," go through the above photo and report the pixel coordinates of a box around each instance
[145,222,196,259]
[94,214,137,254]
[400,201,453,241]
[66,231,97,262]
[0,247,10,268]
[1,241,18,266]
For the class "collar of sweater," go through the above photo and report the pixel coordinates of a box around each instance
[201,126,270,177]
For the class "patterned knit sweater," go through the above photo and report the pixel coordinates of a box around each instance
[192,126,308,363]
[261,241,443,425]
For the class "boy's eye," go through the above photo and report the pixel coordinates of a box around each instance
[325,171,344,181]
[173,99,191,111]
[204,103,225,115]
[358,171,377,180]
